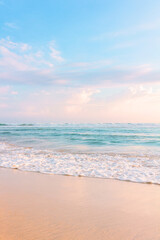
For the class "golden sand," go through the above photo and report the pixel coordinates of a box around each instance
[0,168,160,240]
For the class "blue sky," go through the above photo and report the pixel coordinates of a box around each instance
[0,0,160,122]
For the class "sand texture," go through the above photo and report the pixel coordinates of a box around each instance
[0,168,160,240]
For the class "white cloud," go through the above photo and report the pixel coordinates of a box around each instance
[0,37,66,85]
[0,38,56,75]
[0,37,31,51]
[0,37,160,90]
[50,47,64,62]
[20,43,31,51]
[92,19,160,41]
[110,42,135,50]
[11,91,18,95]
[129,85,153,96]
[0,45,32,71]
[0,86,18,96]
[0,86,18,110]
[66,88,100,113]
[68,59,112,71]
[5,22,18,29]
[49,41,64,62]
[112,86,160,122]
[1,82,160,123]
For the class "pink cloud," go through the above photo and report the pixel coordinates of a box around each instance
[0,86,10,95]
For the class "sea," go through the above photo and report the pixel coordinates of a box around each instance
[0,123,160,184]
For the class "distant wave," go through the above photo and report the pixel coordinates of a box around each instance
[19,124,34,126]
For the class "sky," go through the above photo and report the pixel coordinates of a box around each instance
[0,0,160,123]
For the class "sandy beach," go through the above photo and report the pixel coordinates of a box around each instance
[1,0,160,238]
[0,168,160,240]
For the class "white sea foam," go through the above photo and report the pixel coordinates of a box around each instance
[0,141,160,184]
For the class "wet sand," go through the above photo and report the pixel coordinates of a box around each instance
[0,167,160,240]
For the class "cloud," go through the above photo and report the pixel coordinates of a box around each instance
[0,45,32,71]
[4,22,18,29]
[0,37,160,90]
[0,37,31,51]
[11,91,18,95]
[61,64,159,89]
[0,38,69,86]
[104,85,160,123]
[92,19,160,41]
[49,41,64,62]
[66,88,100,113]
[0,86,18,110]
[0,81,160,123]
[0,38,56,81]
[128,85,153,96]
[0,86,18,96]
[110,42,135,50]
[0,86,10,95]
[67,60,112,71]
[0,103,8,109]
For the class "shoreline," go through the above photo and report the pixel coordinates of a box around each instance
[1,165,159,186]
[1,124,160,186]
[1,167,160,239]
[0,166,160,186]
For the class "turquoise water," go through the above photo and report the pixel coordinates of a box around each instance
[0,123,160,151]
[0,123,160,184]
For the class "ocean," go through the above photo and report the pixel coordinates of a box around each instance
[0,123,160,184]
